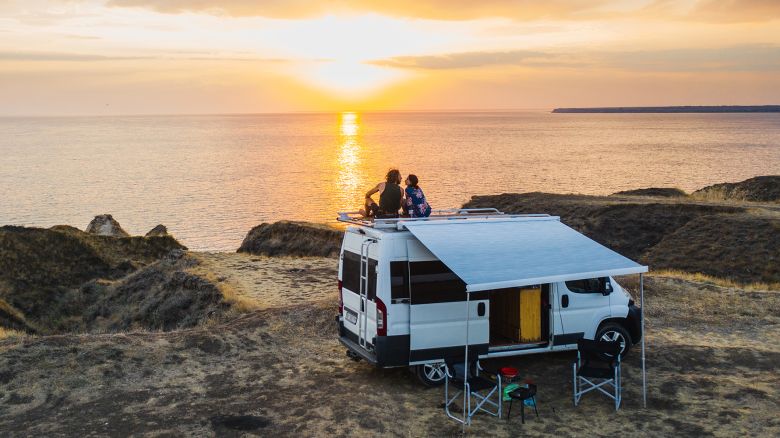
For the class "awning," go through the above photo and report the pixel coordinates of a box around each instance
[402,217,648,293]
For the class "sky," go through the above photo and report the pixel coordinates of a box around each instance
[1,0,779,115]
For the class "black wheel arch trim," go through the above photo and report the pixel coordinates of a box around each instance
[598,308,642,344]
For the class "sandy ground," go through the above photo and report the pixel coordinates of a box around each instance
[191,252,337,309]
[0,254,778,437]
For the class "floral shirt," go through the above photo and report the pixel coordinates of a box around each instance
[404,186,432,218]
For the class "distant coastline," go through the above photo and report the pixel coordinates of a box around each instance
[552,105,780,113]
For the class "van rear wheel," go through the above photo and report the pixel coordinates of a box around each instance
[415,363,447,387]
[596,323,632,358]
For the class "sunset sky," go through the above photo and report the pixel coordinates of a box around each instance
[1,0,779,115]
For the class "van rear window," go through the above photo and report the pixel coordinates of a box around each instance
[341,251,377,299]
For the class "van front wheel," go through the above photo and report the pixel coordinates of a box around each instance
[415,363,447,387]
[596,323,632,358]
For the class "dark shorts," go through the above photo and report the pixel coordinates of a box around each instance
[366,201,398,219]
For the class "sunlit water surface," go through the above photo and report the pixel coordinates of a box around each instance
[1,111,778,250]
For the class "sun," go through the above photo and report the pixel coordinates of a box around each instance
[303,60,408,97]
[263,14,457,97]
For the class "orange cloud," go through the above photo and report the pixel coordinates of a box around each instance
[107,0,780,23]
[370,45,780,72]
[691,0,780,23]
[107,0,613,20]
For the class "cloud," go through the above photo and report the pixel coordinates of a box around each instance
[370,50,551,69]
[0,51,296,63]
[105,0,780,23]
[690,0,780,22]
[369,45,780,72]
[643,0,780,23]
[608,45,780,72]
[0,52,143,61]
[106,0,613,20]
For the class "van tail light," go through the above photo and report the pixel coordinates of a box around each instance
[376,297,387,336]
[338,280,343,314]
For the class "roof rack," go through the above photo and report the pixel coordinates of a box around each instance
[336,208,551,229]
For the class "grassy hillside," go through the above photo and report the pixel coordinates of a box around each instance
[0,225,215,333]
[692,175,780,203]
[464,192,779,284]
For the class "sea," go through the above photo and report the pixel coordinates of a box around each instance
[1,111,779,250]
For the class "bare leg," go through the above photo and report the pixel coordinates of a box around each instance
[361,198,376,218]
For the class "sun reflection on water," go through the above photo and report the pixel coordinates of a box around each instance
[335,112,362,212]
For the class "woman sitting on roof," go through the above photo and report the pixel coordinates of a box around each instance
[361,168,403,218]
[403,174,432,218]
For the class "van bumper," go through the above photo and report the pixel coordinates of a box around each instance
[339,334,378,365]
[338,319,377,364]
[627,304,643,343]
[338,321,409,368]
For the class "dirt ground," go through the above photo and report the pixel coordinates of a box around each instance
[0,254,778,437]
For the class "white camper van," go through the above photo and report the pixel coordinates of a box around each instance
[336,209,645,386]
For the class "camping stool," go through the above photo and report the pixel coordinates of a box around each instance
[507,384,538,424]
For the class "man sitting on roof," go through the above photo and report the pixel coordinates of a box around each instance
[360,168,403,218]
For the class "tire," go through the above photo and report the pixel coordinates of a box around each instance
[595,323,632,359]
[415,363,447,387]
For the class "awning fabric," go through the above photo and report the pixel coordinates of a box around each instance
[402,217,648,293]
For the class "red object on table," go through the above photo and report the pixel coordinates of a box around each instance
[500,366,519,380]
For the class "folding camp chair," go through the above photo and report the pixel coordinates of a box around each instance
[573,339,622,410]
[444,357,502,425]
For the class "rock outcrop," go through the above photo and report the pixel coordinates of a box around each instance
[86,214,130,237]
[145,224,169,237]
[612,187,687,198]
[692,175,780,203]
[237,221,342,257]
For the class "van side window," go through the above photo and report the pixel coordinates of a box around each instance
[342,251,377,300]
[565,278,607,294]
[390,261,409,301]
[409,261,467,304]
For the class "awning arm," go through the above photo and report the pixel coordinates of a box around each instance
[641,272,647,408]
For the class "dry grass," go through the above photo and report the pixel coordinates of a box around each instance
[465,192,780,284]
[0,327,27,341]
[0,257,777,437]
[0,225,185,333]
[651,269,780,291]
[237,221,341,257]
[187,254,261,314]
[691,175,780,203]
[193,252,338,309]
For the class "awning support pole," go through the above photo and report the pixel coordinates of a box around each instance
[463,291,470,431]
[640,273,646,408]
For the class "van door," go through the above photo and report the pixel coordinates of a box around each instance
[341,240,378,350]
[406,240,489,363]
[554,278,612,347]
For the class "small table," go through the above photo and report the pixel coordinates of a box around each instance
[507,384,538,424]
